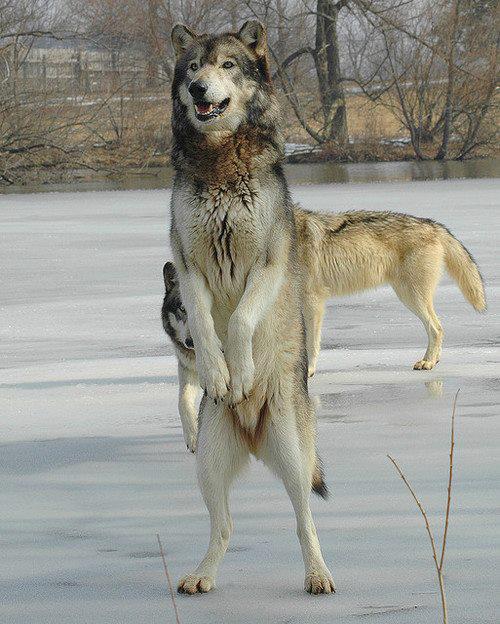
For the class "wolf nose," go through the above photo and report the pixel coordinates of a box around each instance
[188,80,208,100]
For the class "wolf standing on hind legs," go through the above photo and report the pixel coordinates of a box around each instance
[169,21,334,595]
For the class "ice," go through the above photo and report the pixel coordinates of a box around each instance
[0,178,498,623]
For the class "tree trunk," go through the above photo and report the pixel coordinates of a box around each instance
[275,0,287,62]
[146,0,161,86]
[436,0,461,160]
[314,0,348,145]
[12,37,20,150]
[456,36,499,159]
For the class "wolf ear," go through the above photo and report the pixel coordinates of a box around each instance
[163,261,178,291]
[171,24,197,58]
[238,20,271,82]
[238,20,267,57]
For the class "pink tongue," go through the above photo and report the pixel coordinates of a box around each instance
[197,103,211,114]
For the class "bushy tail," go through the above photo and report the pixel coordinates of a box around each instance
[442,229,486,311]
[312,455,328,499]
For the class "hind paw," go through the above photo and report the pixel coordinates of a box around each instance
[178,574,214,594]
[413,359,437,370]
[305,569,335,595]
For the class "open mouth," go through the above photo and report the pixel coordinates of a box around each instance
[194,98,230,121]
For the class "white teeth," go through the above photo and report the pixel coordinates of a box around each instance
[196,103,214,114]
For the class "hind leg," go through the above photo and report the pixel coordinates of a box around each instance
[412,301,443,370]
[259,396,334,594]
[303,294,326,377]
[393,281,443,370]
[178,400,248,594]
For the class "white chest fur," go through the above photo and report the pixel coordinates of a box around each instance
[173,176,276,293]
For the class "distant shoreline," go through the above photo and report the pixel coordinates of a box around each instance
[1,157,499,196]
[2,140,498,190]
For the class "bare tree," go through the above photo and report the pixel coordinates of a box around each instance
[313,0,348,144]
[347,0,499,159]
[1,0,497,184]
[245,0,350,146]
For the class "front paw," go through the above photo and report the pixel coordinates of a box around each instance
[197,349,230,401]
[226,345,254,405]
[184,427,197,453]
[230,359,255,405]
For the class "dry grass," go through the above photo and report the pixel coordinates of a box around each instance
[347,94,404,142]
[279,91,404,145]
[1,91,411,184]
[2,87,497,185]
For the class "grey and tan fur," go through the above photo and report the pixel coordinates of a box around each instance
[296,207,486,375]
[169,21,334,595]
[163,206,485,446]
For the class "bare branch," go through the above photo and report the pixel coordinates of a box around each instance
[439,389,458,571]
[156,533,182,624]
[387,391,461,624]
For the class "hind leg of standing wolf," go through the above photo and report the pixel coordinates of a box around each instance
[303,294,326,377]
[259,395,334,594]
[178,400,248,594]
[392,255,444,370]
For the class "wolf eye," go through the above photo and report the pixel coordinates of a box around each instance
[222,60,235,69]
[189,62,198,71]
[180,306,186,314]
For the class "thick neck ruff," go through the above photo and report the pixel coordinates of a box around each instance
[172,124,283,188]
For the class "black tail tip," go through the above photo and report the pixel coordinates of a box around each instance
[312,480,329,500]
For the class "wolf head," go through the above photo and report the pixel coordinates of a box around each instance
[161,262,194,350]
[171,20,277,136]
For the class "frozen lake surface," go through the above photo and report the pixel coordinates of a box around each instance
[0,178,498,623]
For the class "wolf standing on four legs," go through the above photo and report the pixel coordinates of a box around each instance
[169,21,334,595]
